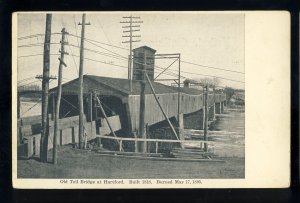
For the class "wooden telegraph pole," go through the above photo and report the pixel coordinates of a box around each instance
[53,28,68,165]
[204,84,209,152]
[40,14,52,162]
[121,16,142,94]
[78,14,90,149]
[138,52,147,153]
[213,82,216,121]
[177,54,181,131]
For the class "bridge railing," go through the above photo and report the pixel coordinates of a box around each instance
[97,135,216,153]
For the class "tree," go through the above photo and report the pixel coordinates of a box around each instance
[223,87,235,104]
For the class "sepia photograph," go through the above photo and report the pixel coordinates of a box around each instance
[12,11,289,188]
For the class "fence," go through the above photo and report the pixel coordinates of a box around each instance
[97,135,216,153]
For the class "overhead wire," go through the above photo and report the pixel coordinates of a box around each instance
[181,60,244,74]
[65,35,79,75]
[18,32,244,76]
[18,80,40,88]
[85,39,127,59]
[18,42,61,48]
[67,43,127,60]
[73,15,81,48]
[95,16,119,56]
[18,53,60,58]
[18,34,243,84]
[18,76,37,84]
[17,33,61,40]
[67,33,128,51]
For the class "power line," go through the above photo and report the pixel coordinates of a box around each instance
[181,60,244,74]
[68,33,128,51]
[73,15,81,48]
[67,43,127,60]
[85,39,127,59]
[96,16,115,51]
[17,80,40,88]
[65,35,79,75]
[18,76,36,84]
[18,53,60,58]
[18,42,61,48]
[19,33,244,76]
[17,44,243,83]
[60,44,185,79]
[18,33,61,40]
[69,53,128,69]
[170,68,245,83]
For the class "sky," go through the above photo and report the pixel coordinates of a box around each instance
[16,12,245,89]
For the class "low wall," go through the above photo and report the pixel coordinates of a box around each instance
[18,115,122,159]
[19,120,96,158]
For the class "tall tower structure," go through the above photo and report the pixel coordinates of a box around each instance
[132,46,156,81]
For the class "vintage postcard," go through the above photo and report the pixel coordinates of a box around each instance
[12,11,290,188]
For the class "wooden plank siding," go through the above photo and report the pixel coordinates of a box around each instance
[128,92,226,131]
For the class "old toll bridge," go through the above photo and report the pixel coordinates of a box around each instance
[17,46,227,161]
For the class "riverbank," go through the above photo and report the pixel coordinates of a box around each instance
[18,145,244,179]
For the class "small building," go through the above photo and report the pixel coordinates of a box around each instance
[132,46,156,81]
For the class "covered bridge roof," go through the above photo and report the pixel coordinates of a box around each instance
[50,75,202,97]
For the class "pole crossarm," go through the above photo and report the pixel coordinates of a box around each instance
[155,79,179,81]
[155,53,181,56]
[122,16,141,19]
[58,57,67,67]
[122,25,140,28]
[122,35,141,38]
[78,22,91,25]
[122,40,141,43]
[120,21,143,23]
[35,75,57,80]
[123,29,140,33]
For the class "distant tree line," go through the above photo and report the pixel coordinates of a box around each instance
[183,78,244,106]
[18,84,41,92]
[18,84,42,101]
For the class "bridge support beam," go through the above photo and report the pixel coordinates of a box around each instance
[200,108,205,130]
[215,102,221,114]
[87,93,93,122]
[51,93,55,121]
[178,113,184,141]
[209,104,216,121]
[17,94,20,119]
[221,101,224,114]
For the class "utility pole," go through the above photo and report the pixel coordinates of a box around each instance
[138,52,147,153]
[53,28,68,165]
[17,94,20,119]
[40,14,52,163]
[177,54,182,137]
[204,84,209,152]
[78,14,90,149]
[121,16,142,94]
[212,82,216,121]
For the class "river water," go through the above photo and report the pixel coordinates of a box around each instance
[209,107,245,158]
